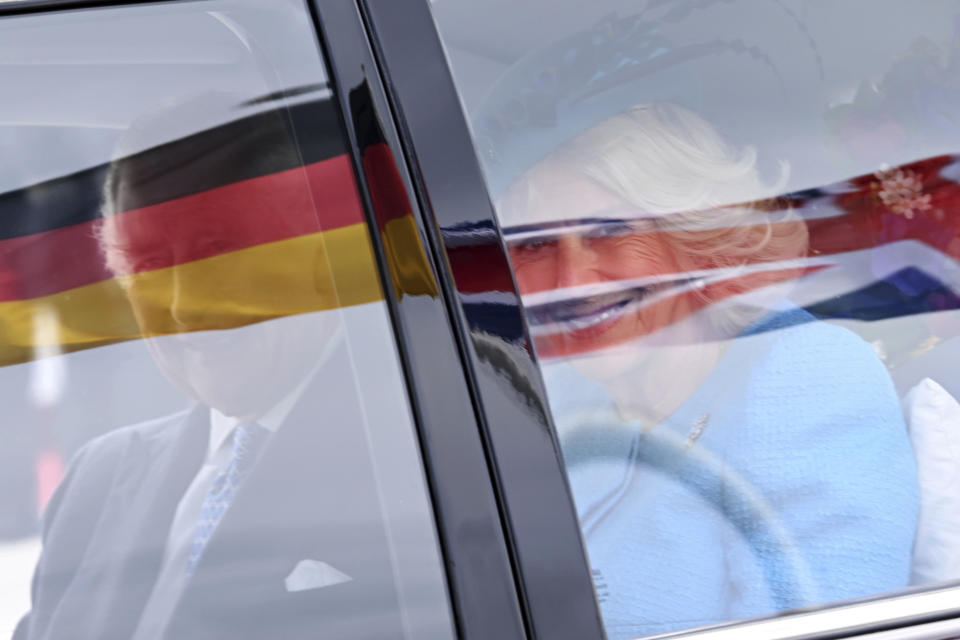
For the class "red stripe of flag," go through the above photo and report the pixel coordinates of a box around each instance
[0,155,362,301]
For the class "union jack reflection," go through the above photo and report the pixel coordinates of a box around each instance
[459,153,960,360]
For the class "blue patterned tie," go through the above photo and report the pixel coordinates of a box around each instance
[185,421,270,575]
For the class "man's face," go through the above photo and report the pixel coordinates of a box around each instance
[502,167,695,361]
[103,172,340,418]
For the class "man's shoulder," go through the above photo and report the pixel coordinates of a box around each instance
[44,407,198,536]
[72,407,195,472]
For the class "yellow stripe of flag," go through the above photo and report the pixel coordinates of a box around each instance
[0,224,382,367]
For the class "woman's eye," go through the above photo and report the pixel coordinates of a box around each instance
[512,241,551,255]
[588,222,632,239]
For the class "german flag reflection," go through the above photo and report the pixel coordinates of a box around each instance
[0,99,422,368]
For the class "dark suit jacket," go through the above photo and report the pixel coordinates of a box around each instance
[15,345,406,640]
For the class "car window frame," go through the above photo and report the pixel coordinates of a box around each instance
[306,1,528,637]
[353,1,606,639]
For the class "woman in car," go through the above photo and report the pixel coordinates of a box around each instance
[493,101,919,639]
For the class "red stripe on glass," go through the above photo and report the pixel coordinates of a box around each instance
[0,155,362,301]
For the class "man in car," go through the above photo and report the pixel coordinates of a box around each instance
[16,100,403,640]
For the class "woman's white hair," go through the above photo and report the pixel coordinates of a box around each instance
[501,102,808,337]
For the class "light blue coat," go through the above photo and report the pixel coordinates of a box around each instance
[544,311,918,640]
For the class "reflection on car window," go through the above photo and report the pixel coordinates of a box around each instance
[433,1,960,637]
[1,2,453,639]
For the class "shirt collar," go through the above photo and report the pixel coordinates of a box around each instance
[206,322,343,459]
[208,374,306,458]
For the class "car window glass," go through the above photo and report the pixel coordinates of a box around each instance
[0,2,454,639]
[432,1,960,638]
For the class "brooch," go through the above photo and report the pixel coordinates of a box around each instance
[685,413,710,450]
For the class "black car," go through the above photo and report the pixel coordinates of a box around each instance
[3,1,960,639]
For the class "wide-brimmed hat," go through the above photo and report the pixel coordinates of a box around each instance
[471,3,824,198]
